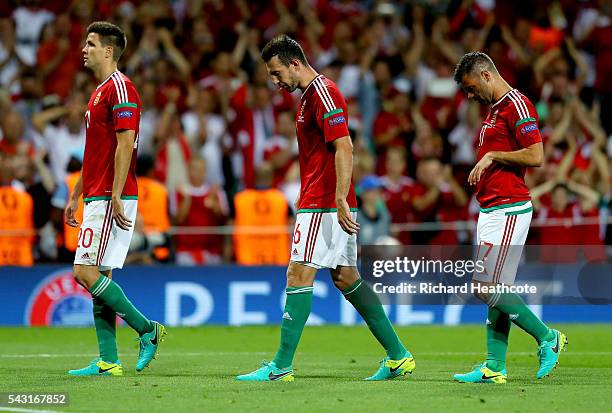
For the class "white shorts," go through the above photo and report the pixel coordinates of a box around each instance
[74,199,137,270]
[290,211,357,270]
[473,201,532,285]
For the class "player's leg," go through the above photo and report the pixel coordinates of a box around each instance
[330,265,415,380]
[236,261,316,381]
[93,269,118,364]
[455,207,511,383]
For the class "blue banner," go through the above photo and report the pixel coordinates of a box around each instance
[0,265,610,326]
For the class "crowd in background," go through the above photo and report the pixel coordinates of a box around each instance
[0,0,610,266]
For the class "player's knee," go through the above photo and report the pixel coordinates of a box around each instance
[72,266,97,290]
[332,272,359,291]
[287,265,314,287]
[472,282,492,304]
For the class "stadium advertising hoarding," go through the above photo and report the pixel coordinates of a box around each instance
[1,261,611,326]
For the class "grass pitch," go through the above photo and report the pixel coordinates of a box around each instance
[0,324,611,413]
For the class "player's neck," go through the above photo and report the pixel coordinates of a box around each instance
[492,80,513,104]
[95,62,118,83]
[298,66,319,92]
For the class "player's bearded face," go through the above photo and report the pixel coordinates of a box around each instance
[266,57,299,92]
[462,74,494,105]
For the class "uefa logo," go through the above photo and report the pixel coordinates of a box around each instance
[24,268,93,326]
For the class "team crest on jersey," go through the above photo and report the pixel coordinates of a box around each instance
[489,109,499,126]
[25,269,93,326]
[298,100,306,123]
[93,91,102,106]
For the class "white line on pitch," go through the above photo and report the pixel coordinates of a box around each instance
[0,407,64,413]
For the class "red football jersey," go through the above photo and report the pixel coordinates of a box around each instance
[295,75,357,211]
[82,70,140,201]
[476,89,542,208]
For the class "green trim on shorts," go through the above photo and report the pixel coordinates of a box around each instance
[297,207,359,213]
[322,108,343,119]
[112,102,138,110]
[505,206,533,216]
[515,117,536,127]
[480,201,529,213]
[84,195,138,203]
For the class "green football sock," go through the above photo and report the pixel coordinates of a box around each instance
[492,292,554,344]
[485,306,510,372]
[273,286,313,369]
[89,274,153,336]
[343,279,407,360]
[93,296,118,363]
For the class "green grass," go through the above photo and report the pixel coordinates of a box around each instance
[0,325,611,413]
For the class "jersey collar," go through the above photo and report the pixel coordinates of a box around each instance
[302,74,323,95]
[96,70,120,90]
[491,88,515,108]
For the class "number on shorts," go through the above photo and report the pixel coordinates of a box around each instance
[293,223,301,244]
[477,241,493,263]
[78,227,93,248]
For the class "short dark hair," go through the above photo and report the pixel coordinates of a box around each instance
[87,21,127,61]
[453,51,498,84]
[261,34,308,66]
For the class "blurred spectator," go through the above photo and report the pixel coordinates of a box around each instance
[233,162,290,265]
[411,158,468,245]
[153,87,191,193]
[0,154,34,266]
[0,17,23,94]
[11,0,54,66]
[37,13,81,99]
[380,147,415,244]
[357,175,391,246]
[182,86,230,185]
[0,111,34,158]
[135,155,171,263]
[172,157,229,265]
[32,95,85,184]
[50,150,83,262]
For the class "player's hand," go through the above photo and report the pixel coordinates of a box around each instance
[111,197,133,230]
[64,198,80,227]
[468,153,493,185]
[337,199,359,235]
[293,194,300,211]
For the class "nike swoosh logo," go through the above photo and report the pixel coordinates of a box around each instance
[151,325,158,345]
[481,373,502,380]
[99,366,115,373]
[552,333,560,354]
[268,371,292,381]
[389,359,407,373]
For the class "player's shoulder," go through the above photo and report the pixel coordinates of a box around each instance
[104,71,138,98]
[310,75,345,109]
[498,89,535,119]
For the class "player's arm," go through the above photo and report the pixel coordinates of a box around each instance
[333,136,359,235]
[65,171,82,227]
[468,142,543,185]
[112,129,136,230]
[567,179,600,213]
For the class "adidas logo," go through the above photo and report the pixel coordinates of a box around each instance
[292,248,299,255]
[282,312,293,321]
[81,252,90,260]
[509,313,519,321]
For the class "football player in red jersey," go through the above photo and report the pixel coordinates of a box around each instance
[65,22,164,377]
[236,35,413,382]
[453,52,566,384]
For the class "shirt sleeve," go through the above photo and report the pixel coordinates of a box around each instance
[507,94,542,148]
[109,79,140,132]
[314,82,350,143]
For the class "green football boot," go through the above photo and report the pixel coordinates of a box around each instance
[236,361,295,382]
[364,352,415,381]
[68,358,123,376]
[136,321,166,372]
[536,329,568,379]
[454,363,507,384]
